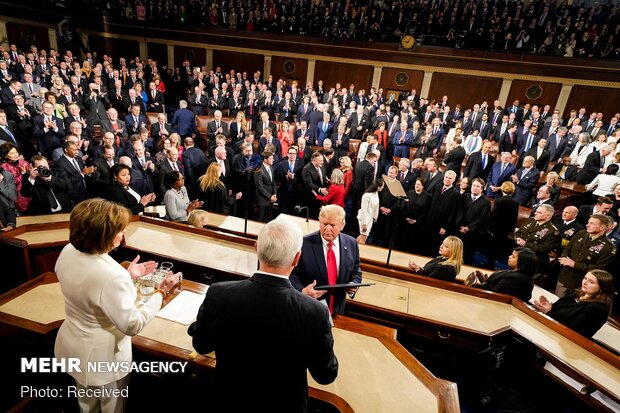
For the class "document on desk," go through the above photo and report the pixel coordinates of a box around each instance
[156,289,207,325]
[543,362,589,394]
[590,391,620,412]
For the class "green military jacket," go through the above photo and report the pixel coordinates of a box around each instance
[559,230,617,290]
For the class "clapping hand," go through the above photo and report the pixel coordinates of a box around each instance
[127,255,158,280]
[533,295,552,313]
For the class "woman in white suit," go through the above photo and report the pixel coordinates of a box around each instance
[356,179,384,244]
[54,198,179,413]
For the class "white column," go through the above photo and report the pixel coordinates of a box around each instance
[497,79,513,107]
[264,55,272,79]
[306,59,316,84]
[139,41,147,61]
[420,71,433,98]
[48,28,58,51]
[167,45,174,70]
[0,20,7,48]
[206,48,213,68]
[555,84,574,115]
[371,67,382,89]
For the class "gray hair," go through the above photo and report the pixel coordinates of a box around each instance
[445,170,457,179]
[179,100,188,108]
[256,216,303,267]
[538,204,555,217]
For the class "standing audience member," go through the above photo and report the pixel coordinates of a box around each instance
[189,215,338,412]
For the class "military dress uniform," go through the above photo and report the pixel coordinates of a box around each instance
[558,230,616,293]
[514,218,559,273]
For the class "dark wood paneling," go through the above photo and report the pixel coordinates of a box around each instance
[88,36,140,62]
[147,43,168,67]
[564,86,620,120]
[428,73,502,109]
[315,61,373,91]
[271,56,307,86]
[6,23,50,52]
[506,80,562,108]
[173,46,206,68]
[212,50,264,77]
[380,68,424,94]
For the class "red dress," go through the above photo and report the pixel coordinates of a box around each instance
[1,160,31,212]
[315,184,345,208]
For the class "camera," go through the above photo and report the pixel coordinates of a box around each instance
[37,165,52,178]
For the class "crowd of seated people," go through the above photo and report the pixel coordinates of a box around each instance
[0,40,618,337]
[41,0,620,58]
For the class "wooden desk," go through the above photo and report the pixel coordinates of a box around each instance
[0,273,459,413]
[15,213,71,227]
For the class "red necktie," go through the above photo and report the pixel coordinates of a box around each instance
[326,241,337,314]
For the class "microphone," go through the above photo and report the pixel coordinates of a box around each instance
[294,205,309,223]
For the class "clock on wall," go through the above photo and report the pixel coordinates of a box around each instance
[400,34,416,51]
[395,72,409,87]
[526,85,543,101]
[283,60,296,75]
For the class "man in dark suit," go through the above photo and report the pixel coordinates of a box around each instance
[526,136,550,172]
[486,152,516,198]
[426,170,461,254]
[92,145,118,197]
[551,156,578,181]
[254,151,278,222]
[258,127,282,158]
[275,146,304,214]
[149,112,171,147]
[352,151,378,212]
[158,146,183,196]
[0,110,27,152]
[331,123,350,159]
[546,127,568,163]
[33,101,65,159]
[347,106,369,140]
[171,101,196,138]
[21,155,73,214]
[124,104,148,135]
[577,197,613,226]
[576,145,610,185]
[291,204,363,315]
[458,178,491,264]
[189,216,338,413]
[53,140,94,204]
[129,140,158,196]
[100,108,129,149]
[396,158,415,192]
[255,111,277,139]
[424,158,444,198]
[512,156,541,205]
[189,87,208,115]
[442,137,466,177]
[499,124,518,154]
[529,185,555,215]
[182,137,206,199]
[463,141,494,181]
[315,112,334,145]
[301,151,329,219]
[145,82,164,113]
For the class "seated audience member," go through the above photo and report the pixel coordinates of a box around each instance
[187,209,209,228]
[534,270,613,338]
[408,236,464,282]
[163,171,203,222]
[586,164,620,200]
[106,164,156,215]
[551,156,578,181]
[469,248,537,302]
[315,168,345,208]
[21,155,73,214]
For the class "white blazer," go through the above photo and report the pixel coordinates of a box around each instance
[357,192,380,235]
[54,244,162,386]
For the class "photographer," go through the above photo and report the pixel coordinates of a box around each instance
[21,155,73,215]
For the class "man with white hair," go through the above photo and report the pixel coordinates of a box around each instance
[171,100,196,138]
[189,216,338,412]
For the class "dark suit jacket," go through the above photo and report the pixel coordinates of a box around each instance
[527,147,550,173]
[352,160,375,201]
[443,146,466,176]
[146,90,165,112]
[499,131,518,153]
[53,155,88,204]
[207,120,230,141]
[576,150,604,184]
[105,183,145,214]
[171,108,196,137]
[189,273,338,413]
[301,162,327,194]
[546,134,567,163]
[425,170,444,198]
[254,163,277,206]
[551,162,578,181]
[21,175,73,215]
[255,121,277,139]
[291,232,363,315]
[486,162,516,197]
[33,115,65,158]
[150,122,172,145]
[463,151,495,181]
[484,270,533,302]
[100,119,129,146]
[489,195,520,238]
[514,167,541,205]
[124,114,148,135]
[258,137,282,157]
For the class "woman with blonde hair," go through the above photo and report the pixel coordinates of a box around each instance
[50,76,66,97]
[169,132,184,161]
[231,111,247,146]
[187,209,209,227]
[315,168,345,208]
[408,236,464,282]
[278,121,295,155]
[197,163,241,214]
